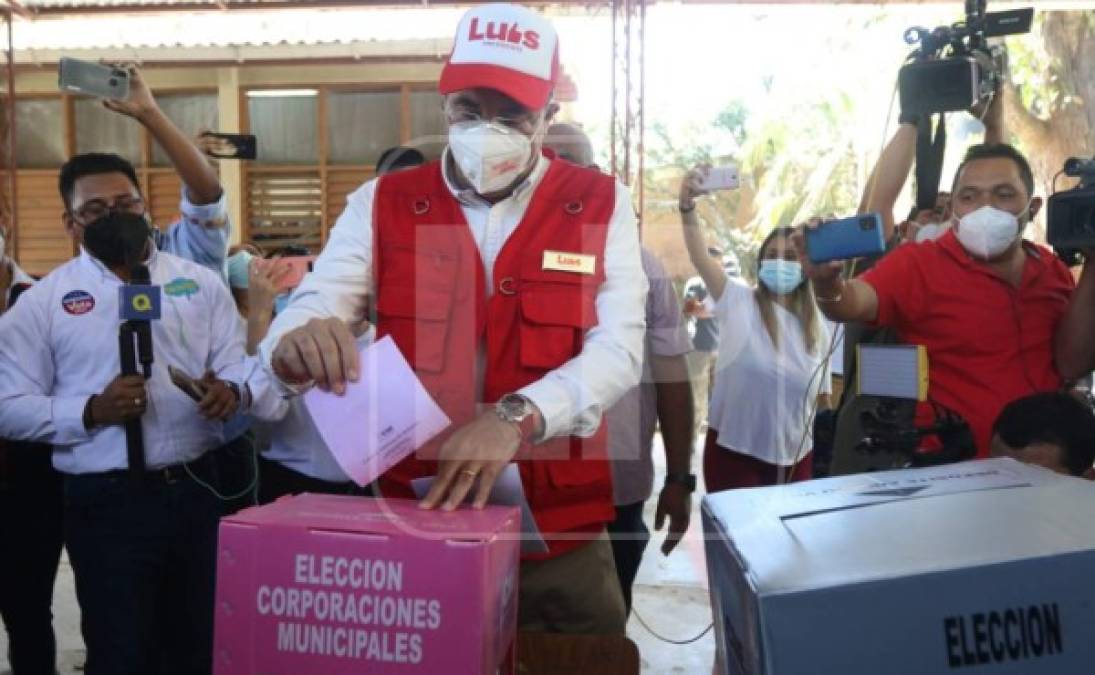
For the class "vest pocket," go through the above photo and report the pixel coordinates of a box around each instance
[532,442,611,510]
[375,285,452,373]
[518,282,599,371]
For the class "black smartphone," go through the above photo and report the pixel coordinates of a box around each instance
[200,132,257,160]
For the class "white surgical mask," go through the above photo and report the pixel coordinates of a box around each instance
[955,205,1022,259]
[914,222,948,243]
[449,121,533,195]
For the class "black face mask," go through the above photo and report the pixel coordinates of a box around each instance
[81,212,151,268]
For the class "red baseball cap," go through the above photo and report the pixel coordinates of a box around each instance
[439,3,560,111]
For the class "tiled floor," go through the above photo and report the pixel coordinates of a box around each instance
[0,434,717,674]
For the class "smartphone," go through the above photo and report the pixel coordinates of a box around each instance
[201,132,257,161]
[267,255,316,291]
[805,213,887,264]
[168,365,206,403]
[58,58,130,100]
[698,165,740,192]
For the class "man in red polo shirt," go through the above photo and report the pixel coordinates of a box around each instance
[800,143,1095,458]
[260,3,646,634]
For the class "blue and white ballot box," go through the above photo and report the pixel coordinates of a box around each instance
[703,459,1095,675]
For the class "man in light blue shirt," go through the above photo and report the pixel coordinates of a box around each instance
[99,63,231,280]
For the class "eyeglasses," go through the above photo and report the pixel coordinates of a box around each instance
[72,196,145,224]
[445,104,539,132]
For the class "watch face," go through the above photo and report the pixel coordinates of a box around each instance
[499,395,529,421]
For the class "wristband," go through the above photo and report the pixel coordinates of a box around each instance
[665,472,697,493]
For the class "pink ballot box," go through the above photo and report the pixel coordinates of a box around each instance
[214,494,520,675]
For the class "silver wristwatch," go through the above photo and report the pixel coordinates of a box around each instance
[495,393,538,442]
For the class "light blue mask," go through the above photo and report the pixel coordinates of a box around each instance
[226,251,253,289]
[758,259,803,295]
[274,292,291,315]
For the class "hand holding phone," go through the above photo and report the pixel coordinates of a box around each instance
[697,165,741,192]
[168,365,206,403]
[58,58,130,101]
[805,213,887,264]
[268,255,316,292]
[198,132,257,160]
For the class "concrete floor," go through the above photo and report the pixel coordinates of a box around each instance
[0,435,717,674]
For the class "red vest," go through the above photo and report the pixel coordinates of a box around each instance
[372,159,618,558]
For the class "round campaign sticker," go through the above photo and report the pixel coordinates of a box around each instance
[61,290,95,316]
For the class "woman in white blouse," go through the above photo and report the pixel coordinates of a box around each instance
[679,167,832,492]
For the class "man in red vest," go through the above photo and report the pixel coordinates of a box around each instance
[260,3,646,634]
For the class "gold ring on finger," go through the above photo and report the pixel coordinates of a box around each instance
[460,469,479,479]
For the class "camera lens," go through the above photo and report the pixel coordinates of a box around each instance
[860,217,875,231]
[109,78,117,86]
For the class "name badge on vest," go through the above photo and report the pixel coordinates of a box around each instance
[542,250,596,275]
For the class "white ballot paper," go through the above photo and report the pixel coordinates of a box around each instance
[304,335,451,487]
[411,464,549,555]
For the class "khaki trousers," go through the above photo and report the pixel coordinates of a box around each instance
[518,531,627,635]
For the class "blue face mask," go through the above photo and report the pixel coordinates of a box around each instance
[274,293,291,315]
[226,251,252,289]
[758,259,803,295]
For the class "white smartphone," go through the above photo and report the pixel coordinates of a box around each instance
[699,165,741,192]
[58,58,130,100]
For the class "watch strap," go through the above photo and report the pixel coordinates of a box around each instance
[665,472,697,493]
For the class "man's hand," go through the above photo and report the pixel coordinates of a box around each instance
[88,375,148,426]
[197,371,238,421]
[249,258,291,316]
[271,317,360,394]
[791,219,844,288]
[420,411,523,511]
[101,63,160,123]
[654,482,692,555]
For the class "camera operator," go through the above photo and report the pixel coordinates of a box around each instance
[799,143,1095,459]
[991,392,1095,479]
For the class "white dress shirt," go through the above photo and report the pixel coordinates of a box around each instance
[0,247,252,474]
[260,151,647,441]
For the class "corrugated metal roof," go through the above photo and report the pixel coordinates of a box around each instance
[11,7,465,50]
[20,0,349,7]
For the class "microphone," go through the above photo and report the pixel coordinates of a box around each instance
[118,262,159,482]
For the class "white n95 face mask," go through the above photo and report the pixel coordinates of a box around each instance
[914,222,947,243]
[955,205,1021,259]
[449,121,533,195]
